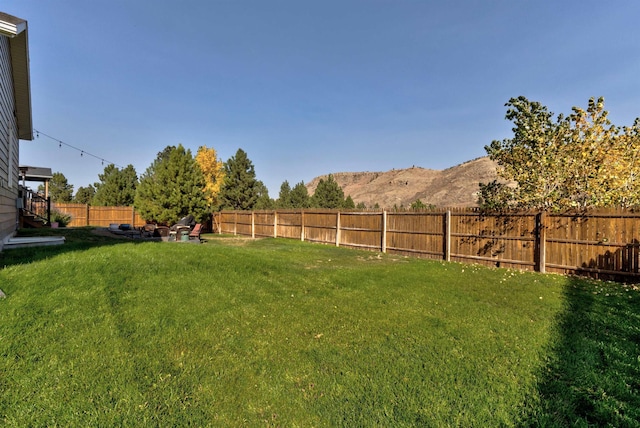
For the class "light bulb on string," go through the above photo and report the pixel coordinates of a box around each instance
[34,128,126,169]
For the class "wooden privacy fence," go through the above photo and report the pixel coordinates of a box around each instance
[214,209,640,282]
[53,203,144,228]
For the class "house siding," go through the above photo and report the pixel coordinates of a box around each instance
[0,35,19,250]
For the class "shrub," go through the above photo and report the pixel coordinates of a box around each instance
[50,209,72,227]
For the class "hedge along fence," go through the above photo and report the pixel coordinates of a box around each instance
[52,203,145,228]
[214,208,640,282]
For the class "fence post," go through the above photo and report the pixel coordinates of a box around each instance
[86,204,90,226]
[336,211,341,247]
[274,210,278,238]
[381,210,387,253]
[301,210,305,241]
[131,206,135,227]
[234,212,237,236]
[444,210,451,261]
[536,211,546,273]
[251,211,255,238]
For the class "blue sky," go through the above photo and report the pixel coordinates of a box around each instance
[5,1,640,196]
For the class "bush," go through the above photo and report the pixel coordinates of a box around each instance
[50,209,72,227]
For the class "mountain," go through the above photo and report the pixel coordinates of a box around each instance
[305,157,499,208]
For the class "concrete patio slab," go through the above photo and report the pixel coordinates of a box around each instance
[4,236,65,250]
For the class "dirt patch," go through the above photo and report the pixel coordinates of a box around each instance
[91,228,155,240]
[207,236,263,246]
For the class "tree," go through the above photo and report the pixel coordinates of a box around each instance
[483,96,640,210]
[477,180,513,211]
[279,180,310,208]
[311,175,345,208]
[92,164,138,206]
[218,148,259,210]
[356,202,367,210]
[254,181,275,210]
[565,99,640,208]
[410,199,434,210]
[43,172,73,203]
[74,185,96,204]
[290,181,310,208]
[484,96,568,210]
[195,145,225,210]
[344,195,355,209]
[134,144,209,224]
[277,180,292,208]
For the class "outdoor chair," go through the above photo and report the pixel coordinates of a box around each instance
[189,223,203,242]
[140,223,157,238]
[169,215,195,241]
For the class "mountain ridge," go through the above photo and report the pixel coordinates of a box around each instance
[305,156,499,208]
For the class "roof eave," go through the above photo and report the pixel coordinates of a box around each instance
[0,13,32,141]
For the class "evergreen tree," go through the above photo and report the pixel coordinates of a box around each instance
[43,172,73,203]
[290,181,310,208]
[311,175,345,208]
[255,181,275,210]
[410,199,434,210]
[344,195,355,209]
[277,180,292,208]
[218,148,259,210]
[74,185,96,204]
[134,144,209,224]
[92,164,138,206]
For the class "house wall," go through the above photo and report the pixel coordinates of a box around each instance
[0,35,19,250]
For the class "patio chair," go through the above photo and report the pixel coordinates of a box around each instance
[169,215,195,241]
[189,223,203,241]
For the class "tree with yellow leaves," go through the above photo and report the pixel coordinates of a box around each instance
[483,96,640,210]
[195,145,225,209]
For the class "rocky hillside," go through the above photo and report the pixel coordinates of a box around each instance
[305,157,500,208]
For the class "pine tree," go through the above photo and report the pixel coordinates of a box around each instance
[43,172,73,203]
[74,185,96,204]
[255,181,275,209]
[344,195,355,209]
[277,180,292,208]
[134,145,208,224]
[311,175,345,208]
[92,164,138,206]
[218,149,259,210]
[290,181,310,208]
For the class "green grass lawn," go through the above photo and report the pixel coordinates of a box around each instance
[1,228,639,426]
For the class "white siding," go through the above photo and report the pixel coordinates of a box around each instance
[0,35,19,249]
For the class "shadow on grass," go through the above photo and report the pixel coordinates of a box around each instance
[524,277,640,426]
[0,227,159,268]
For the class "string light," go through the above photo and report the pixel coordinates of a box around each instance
[33,128,125,169]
